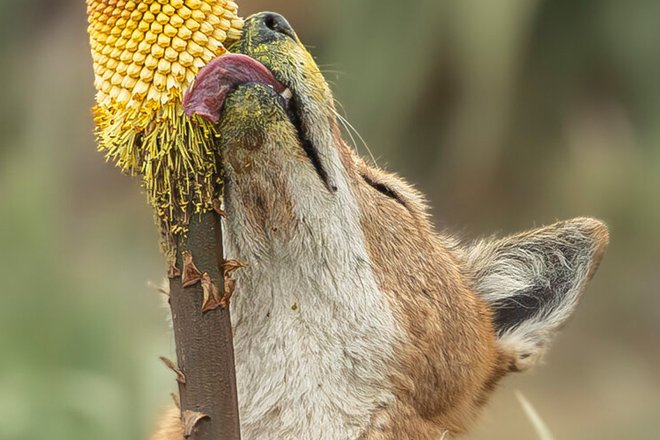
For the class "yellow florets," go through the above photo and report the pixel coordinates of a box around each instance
[88,0,242,110]
[86,0,243,242]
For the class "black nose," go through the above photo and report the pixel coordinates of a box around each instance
[251,12,297,41]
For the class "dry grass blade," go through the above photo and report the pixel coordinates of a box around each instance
[515,390,556,440]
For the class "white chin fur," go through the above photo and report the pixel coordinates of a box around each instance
[222,141,401,440]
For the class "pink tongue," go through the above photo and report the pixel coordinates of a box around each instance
[183,54,287,124]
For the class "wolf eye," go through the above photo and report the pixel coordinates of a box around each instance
[361,173,404,205]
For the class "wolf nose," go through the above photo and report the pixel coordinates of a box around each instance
[253,12,297,41]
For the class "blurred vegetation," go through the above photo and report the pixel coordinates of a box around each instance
[0,0,658,439]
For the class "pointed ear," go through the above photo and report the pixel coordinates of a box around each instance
[466,218,609,371]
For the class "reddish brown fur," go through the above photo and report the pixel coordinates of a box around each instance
[151,406,183,440]
[332,136,514,437]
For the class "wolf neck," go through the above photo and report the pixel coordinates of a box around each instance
[222,156,401,439]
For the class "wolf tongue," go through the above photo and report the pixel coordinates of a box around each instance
[183,54,286,124]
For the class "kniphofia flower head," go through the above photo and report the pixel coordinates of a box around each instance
[86,0,243,243]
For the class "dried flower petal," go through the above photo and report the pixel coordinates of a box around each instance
[182,250,203,287]
[223,259,247,275]
[182,410,209,438]
[159,356,187,384]
[201,272,222,312]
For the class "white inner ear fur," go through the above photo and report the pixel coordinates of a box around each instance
[465,218,608,371]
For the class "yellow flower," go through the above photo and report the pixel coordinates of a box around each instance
[86,0,243,242]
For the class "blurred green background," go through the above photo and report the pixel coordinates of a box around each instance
[1,0,659,439]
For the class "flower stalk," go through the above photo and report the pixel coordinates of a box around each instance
[85,1,245,438]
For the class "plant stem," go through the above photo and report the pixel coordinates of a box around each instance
[169,211,241,439]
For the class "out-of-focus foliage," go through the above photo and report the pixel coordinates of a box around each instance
[0,1,658,439]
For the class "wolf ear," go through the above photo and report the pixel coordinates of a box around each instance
[466,218,609,371]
